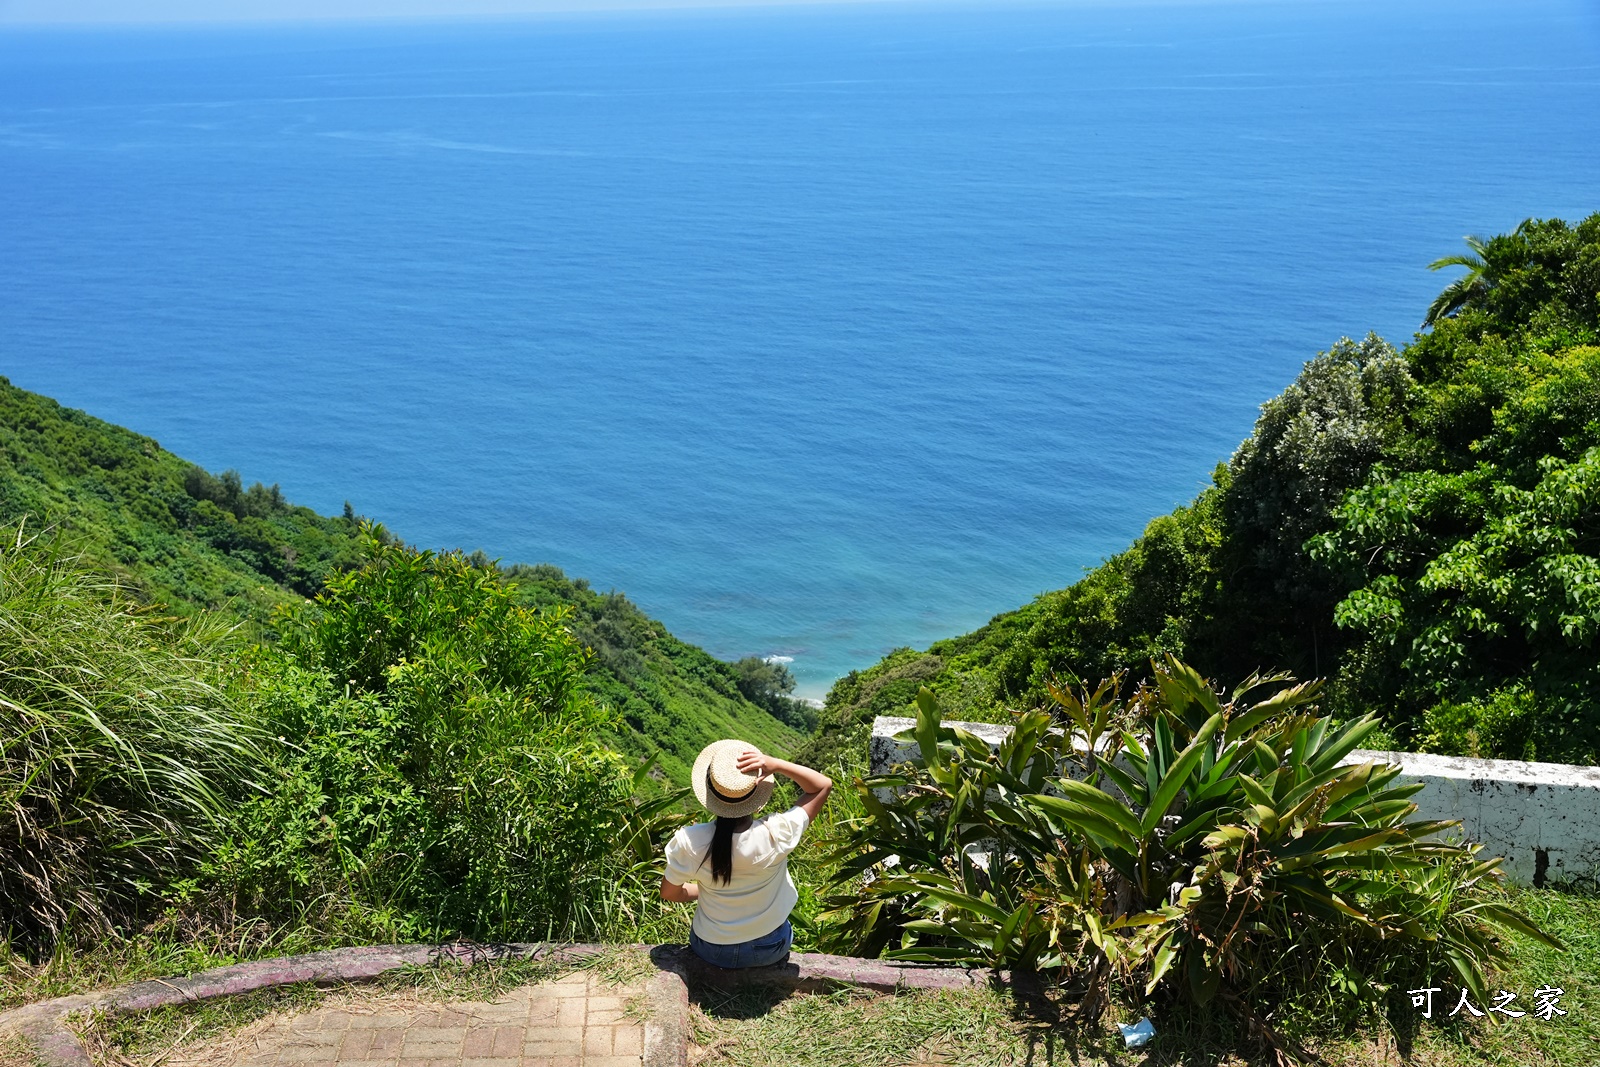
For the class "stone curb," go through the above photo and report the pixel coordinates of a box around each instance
[648,945,1003,994]
[641,969,690,1067]
[0,943,995,1066]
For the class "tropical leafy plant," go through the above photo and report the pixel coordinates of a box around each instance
[594,756,696,939]
[821,660,1559,1054]
[1420,216,1600,335]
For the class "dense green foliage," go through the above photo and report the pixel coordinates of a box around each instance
[0,529,259,950]
[807,213,1600,765]
[210,537,657,941]
[0,528,695,952]
[0,378,798,783]
[825,667,1557,1052]
[1314,341,1600,759]
[730,655,819,732]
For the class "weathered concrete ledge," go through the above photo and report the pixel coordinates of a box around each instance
[0,943,995,1066]
[1349,748,1600,885]
[872,716,1600,887]
[649,945,1000,994]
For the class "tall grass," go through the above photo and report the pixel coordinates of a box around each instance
[0,525,261,953]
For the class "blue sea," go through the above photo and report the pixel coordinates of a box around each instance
[3,1,1598,699]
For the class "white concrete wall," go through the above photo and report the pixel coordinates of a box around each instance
[870,716,1600,886]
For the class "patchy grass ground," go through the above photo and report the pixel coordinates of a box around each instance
[689,887,1600,1067]
[78,983,329,1067]
[0,1032,39,1067]
[688,978,1592,1067]
[689,983,1125,1067]
[0,918,374,1015]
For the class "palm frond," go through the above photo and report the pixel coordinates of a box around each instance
[1423,235,1495,326]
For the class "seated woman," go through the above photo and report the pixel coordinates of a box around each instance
[660,739,832,968]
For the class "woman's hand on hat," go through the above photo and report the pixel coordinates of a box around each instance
[735,749,773,780]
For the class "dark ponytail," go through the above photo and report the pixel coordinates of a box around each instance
[701,817,739,886]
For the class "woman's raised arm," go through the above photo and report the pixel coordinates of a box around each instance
[735,752,831,822]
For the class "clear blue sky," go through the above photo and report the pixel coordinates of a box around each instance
[0,0,943,24]
[0,0,1218,26]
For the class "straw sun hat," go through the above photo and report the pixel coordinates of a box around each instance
[692,739,775,819]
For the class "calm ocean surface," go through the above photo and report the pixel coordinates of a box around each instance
[3,1,1598,698]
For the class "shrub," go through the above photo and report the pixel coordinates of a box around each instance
[821,659,1558,1054]
[1420,686,1540,760]
[0,526,259,952]
[732,656,817,732]
[212,534,648,941]
[1313,444,1600,760]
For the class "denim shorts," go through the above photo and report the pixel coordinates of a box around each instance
[689,919,793,969]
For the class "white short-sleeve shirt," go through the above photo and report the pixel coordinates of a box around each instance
[663,807,810,944]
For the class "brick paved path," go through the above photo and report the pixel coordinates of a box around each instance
[181,971,644,1067]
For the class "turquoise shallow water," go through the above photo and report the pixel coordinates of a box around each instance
[3,1,1598,698]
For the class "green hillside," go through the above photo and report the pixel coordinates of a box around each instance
[0,379,799,781]
[505,564,803,781]
[804,213,1600,770]
[0,381,364,620]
